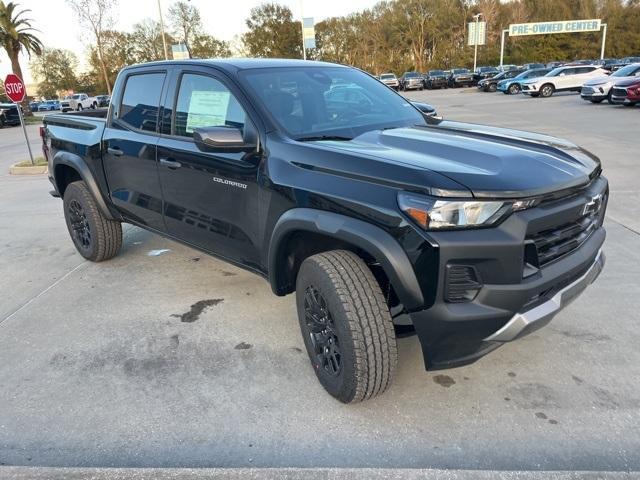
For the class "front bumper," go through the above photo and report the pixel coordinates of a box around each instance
[404,81,423,90]
[581,85,610,101]
[407,176,608,370]
[485,249,604,342]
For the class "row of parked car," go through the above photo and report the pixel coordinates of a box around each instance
[474,61,640,106]
[377,56,640,97]
[377,62,554,91]
[28,94,111,113]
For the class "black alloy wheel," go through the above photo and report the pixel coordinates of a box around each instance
[304,285,341,377]
[68,198,91,250]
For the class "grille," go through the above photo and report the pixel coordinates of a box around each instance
[527,209,600,267]
[581,87,594,94]
[612,87,627,97]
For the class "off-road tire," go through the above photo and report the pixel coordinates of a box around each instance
[63,181,122,262]
[296,250,397,403]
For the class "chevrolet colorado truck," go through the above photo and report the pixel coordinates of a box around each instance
[42,59,608,403]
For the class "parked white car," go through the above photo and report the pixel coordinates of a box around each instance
[581,63,640,104]
[60,93,98,112]
[521,65,608,98]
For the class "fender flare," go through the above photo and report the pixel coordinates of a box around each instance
[52,150,116,220]
[267,208,425,310]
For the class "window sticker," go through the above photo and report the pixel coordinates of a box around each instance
[186,90,231,133]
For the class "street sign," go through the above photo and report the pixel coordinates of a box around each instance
[171,43,189,60]
[468,21,486,46]
[303,17,316,50]
[3,73,34,165]
[509,19,601,37]
[4,73,26,103]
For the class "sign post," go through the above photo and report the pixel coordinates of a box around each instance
[468,16,486,72]
[4,73,34,166]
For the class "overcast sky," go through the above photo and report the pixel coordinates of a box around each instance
[0,0,379,84]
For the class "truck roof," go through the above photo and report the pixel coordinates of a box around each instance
[123,58,345,74]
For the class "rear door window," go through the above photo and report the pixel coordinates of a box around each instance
[117,72,166,132]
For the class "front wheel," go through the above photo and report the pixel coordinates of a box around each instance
[508,83,521,95]
[607,91,614,104]
[590,99,604,104]
[63,181,122,262]
[540,84,554,98]
[296,250,397,403]
[488,83,497,92]
[77,104,83,111]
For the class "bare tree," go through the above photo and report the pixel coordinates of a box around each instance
[168,0,201,58]
[66,0,117,94]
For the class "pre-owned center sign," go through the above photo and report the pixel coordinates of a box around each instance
[509,19,601,37]
[500,18,607,67]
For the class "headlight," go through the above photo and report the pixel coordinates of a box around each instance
[398,192,535,230]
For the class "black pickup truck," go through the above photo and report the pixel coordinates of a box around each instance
[43,59,607,403]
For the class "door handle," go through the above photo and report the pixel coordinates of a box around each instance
[107,147,123,157]
[160,157,182,169]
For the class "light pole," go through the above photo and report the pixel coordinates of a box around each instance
[299,0,306,60]
[472,13,482,72]
[157,0,169,60]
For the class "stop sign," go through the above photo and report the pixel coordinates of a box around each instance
[4,74,26,103]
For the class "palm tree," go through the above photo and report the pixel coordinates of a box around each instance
[0,1,43,113]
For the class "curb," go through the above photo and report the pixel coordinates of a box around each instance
[1,467,639,480]
[9,163,48,175]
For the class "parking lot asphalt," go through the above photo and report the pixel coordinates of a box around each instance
[1,89,639,472]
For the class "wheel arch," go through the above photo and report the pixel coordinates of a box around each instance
[52,151,116,220]
[267,208,425,310]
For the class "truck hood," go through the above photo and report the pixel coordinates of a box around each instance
[309,121,600,198]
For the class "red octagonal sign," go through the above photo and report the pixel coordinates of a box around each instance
[4,74,26,103]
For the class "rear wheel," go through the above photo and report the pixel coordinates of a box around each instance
[540,84,554,98]
[296,250,397,403]
[63,181,122,262]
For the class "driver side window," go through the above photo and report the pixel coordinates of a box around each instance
[174,73,246,138]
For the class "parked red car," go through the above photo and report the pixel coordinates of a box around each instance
[610,77,640,106]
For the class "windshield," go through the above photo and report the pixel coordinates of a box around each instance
[404,72,420,78]
[380,74,395,79]
[613,64,640,77]
[72,94,81,99]
[453,69,469,74]
[546,67,566,77]
[241,66,425,139]
[518,69,546,79]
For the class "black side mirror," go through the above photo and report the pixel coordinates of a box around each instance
[193,126,257,153]
[411,101,443,123]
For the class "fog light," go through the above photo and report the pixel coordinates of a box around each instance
[445,265,482,303]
